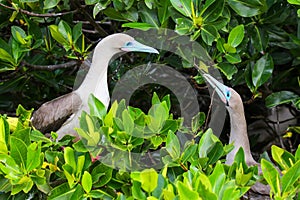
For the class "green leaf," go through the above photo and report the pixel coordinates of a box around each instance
[72,23,82,43]
[265,91,299,108]
[0,48,15,65]
[252,53,273,88]
[271,145,295,170]
[88,94,107,120]
[82,171,92,193]
[166,130,180,159]
[282,160,300,193]
[158,0,171,25]
[0,117,8,154]
[122,109,134,135]
[44,0,60,9]
[11,26,28,45]
[64,147,76,171]
[20,0,38,2]
[152,92,161,105]
[48,182,78,200]
[10,136,27,168]
[224,53,241,64]
[132,181,147,199]
[288,0,300,5]
[175,18,193,35]
[177,181,199,199]
[58,20,72,43]
[227,0,268,17]
[91,163,113,187]
[49,25,69,46]
[191,112,206,133]
[209,161,225,195]
[198,128,221,158]
[202,0,225,23]
[201,25,219,45]
[249,25,268,53]
[93,1,110,18]
[104,101,118,127]
[26,142,42,172]
[170,0,192,17]
[140,168,158,193]
[122,22,155,31]
[147,102,169,133]
[261,159,281,195]
[216,63,238,80]
[139,5,159,27]
[228,25,244,48]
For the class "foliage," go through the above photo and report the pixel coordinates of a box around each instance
[0,96,299,199]
[0,0,299,199]
[261,145,300,200]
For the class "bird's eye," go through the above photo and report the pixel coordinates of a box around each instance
[226,90,231,100]
[125,41,133,46]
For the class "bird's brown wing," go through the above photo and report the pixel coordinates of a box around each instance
[31,92,82,133]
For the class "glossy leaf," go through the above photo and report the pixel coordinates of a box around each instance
[166,130,180,159]
[224,53,241,64]
[261,159,281,195]
[26,142,42,172]
[271,145,295,170]
[82,171,92,193]
[191,112,205,133]
[265,91,299,108]
[177,181,199,199]
[209,161,225,194]
[91,163,113,187]
[122,109,134,135]
[11,26,27,45]
[202,0,225,23]
[175,18,193,35]
[140,168,158,193]
[252,53,274,88]
[227,0,268,17]
[64,147,76,171]
[228,25,244,48]
[216,63,238,80]
[0,48,15,65]
[88,94,107,120]
[10,136,27,167]
[0,117,8,154]
[44,0,60,9]
[281,160,300,193]
[201,25,219,45]
[122,22,155,30]
[170,0,192,17]
[58,20,72,43]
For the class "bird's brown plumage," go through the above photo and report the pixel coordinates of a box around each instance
[31,92,82,133]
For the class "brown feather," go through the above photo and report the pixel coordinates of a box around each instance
[31,92,82,133]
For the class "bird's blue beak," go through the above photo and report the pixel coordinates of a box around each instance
[202,73,231,106]
[121,40,159,54]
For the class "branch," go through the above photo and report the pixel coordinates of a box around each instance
[72,0,108,37]
[22,60,79,71]
[0,2,78,17]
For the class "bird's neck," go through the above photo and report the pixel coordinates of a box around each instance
[76,47,115,109]
[226,103,256,165]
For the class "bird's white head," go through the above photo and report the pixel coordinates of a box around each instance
[203,73,243,111]
[98,33,159,54]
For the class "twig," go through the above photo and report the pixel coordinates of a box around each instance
[72,0,108,37]
[0,3,78,17]
[22,60,79,71]
[204,89,216,130]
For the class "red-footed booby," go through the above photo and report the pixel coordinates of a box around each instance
[203,73,270,195]
[31,33,158,139]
